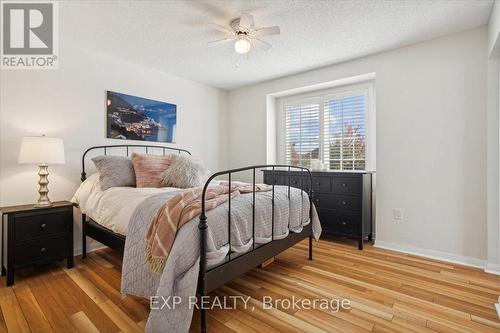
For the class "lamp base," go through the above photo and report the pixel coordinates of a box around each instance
[34,201,53,208]
[35,164,52,208]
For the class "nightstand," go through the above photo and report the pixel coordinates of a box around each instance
[1,201,74,286]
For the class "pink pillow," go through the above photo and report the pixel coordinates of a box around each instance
[131,153,173,188]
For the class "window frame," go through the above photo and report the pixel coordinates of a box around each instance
[277,82,375,171]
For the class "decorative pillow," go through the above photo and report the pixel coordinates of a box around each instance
[131,152,173,188]
[91,155,136,190]
[160,155,209,188]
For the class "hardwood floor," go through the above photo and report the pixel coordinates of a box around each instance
[1,238,499,332]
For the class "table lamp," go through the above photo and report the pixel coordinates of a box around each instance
[18,136,65,207]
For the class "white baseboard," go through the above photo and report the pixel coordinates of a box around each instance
[373,240,486,269]
[485,263,500,276]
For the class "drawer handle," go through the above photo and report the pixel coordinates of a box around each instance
[315,182,321,185]
[342,183,348,188]
[40,247,46,252]
[315,198,320,203]
[292,180,297,184]
[341,221,347,226]
[341,201,347,206]
[40,223,47,228]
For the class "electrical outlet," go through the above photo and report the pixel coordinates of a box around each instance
[394,208,404,220]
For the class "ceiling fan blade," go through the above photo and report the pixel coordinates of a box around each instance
[253,26,280,37]
[239,13,254,29]
[207,38,233,45]
[253,38,272,51]
[208,23,233,34]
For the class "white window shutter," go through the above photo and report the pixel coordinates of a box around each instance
[284,99,320,168]
[324,94,366,170]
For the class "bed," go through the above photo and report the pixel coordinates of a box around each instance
[74,144,320,333]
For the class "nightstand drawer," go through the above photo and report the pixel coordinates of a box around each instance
[15,210,69,241]
[15,236,68,266]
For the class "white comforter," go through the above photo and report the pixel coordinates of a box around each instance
[71,173,181,235]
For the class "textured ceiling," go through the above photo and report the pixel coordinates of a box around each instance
[62,0,493,90]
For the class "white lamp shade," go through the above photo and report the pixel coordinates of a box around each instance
[18,136,65,164]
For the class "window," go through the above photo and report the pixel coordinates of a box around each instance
[279,83,373,171]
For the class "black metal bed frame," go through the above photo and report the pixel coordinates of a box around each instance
[79,144,314,333]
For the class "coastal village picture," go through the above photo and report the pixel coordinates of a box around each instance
[106,91,177,143]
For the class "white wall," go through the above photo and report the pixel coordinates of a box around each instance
[486,4,500,274]
[486,58,499,272]
[228,27,488,264]
[0,42,228,254]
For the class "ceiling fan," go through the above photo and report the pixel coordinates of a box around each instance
[208,13,280,54]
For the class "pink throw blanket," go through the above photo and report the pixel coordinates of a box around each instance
[145,181,272,272]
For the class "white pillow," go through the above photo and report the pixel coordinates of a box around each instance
[160,155,209,188]
[71,173,102,207]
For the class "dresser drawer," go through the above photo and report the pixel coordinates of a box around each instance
[317,209,360,236]
[312,176,331,192]
[333,195,361,211]
[333,213,361,236]
[290,175,314,192]
[15,236,68,266]
[299,176,312,191]
[317,208,337,231]
[15,211,70,241]
[313,193,361,211]
[264,174,286,186]
[289,176,303,189]
[312,193,335,209]
[333,177,361,195]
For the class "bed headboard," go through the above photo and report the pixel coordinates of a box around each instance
[81,144,191,181]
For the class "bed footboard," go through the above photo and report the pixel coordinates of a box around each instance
[197,165,314,333]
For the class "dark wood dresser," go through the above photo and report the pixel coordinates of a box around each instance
[1,201,74,286]
[263,170,373,250]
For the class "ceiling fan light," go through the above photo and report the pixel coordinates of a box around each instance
[234,36,251,54]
